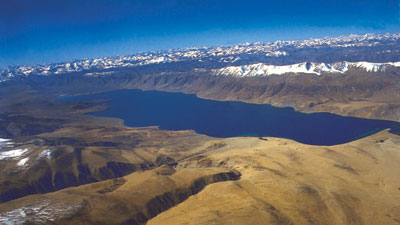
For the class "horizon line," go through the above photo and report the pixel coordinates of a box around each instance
[2,31,399,69]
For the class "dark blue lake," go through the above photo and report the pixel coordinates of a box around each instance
[59,89,400,146]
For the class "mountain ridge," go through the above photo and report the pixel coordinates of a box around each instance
[212,61,400,77]
[2,32,400,82]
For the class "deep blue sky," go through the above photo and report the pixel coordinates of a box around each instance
[1,0,400,67]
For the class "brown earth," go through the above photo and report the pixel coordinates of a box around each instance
[149,130,400,225]
[0,130,399,225]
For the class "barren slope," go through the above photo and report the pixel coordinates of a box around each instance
[0,130,399,225]
[149,130,400,225]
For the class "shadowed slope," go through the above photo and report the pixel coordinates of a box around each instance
[0,167,240,225]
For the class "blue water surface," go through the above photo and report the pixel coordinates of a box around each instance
[59,89,400,145]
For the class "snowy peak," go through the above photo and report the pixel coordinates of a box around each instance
[1,32,400,83]
[350,61,400,72]
[338,61,400,73]
[212,62,344,77]
[212,61,400,77]
[213,63,325,77]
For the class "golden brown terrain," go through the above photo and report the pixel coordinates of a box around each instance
[300,100,400,122]
[0,129,399,225]
[149,130,400,225]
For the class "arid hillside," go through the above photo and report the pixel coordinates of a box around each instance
[1,130,399,225]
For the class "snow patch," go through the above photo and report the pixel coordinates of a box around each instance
[38,149,53,160]
[0,138,11,142]
[266,50,287,57]
[0,138,14,148]
[17,157,29,166]
[387,62,400,67]
[0,148,29,160]
[352,62,383,72]
[0,200,82,225]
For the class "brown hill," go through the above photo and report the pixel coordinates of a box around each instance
[1,130,399,225]
[149,130,400,225]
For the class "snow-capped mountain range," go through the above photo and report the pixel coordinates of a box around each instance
[213,61,400,77]
[1,33,400,83]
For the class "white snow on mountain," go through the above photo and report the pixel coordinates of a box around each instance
[17,157,29,167]
[0,138,13,148]
[213,61,400,77]
[0,148,29,160]
[351,62,384,72]
[38,149,53,160]
[0,200,82,225]
[1,32,400,82]
[265,50,287,57]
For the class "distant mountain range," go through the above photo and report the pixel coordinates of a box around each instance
[1,33,400,82]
